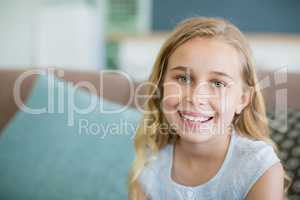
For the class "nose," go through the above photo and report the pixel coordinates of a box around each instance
[184,81,213,105]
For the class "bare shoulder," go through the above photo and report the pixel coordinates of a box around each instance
[245,162,284,200]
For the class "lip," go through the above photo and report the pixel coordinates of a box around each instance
[179,110,213,118]
[178,111,214,129]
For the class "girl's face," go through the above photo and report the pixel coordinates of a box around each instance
[161,37,251,144]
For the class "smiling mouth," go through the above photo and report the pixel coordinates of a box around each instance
[178,111,214,124]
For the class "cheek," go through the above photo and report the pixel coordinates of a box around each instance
[215,92,239,124]
[213,89,237,113]
[161,84,182,126]
[162,83,182,110]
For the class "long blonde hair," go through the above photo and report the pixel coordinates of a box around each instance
[128,17,290,199]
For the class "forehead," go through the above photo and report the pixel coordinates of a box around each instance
[167,37,243,80]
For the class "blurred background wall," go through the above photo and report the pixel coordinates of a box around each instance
[152,0,300,33]
[0,0,105,69]
[0,0,299,80]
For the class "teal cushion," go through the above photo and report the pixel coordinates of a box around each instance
[0,74,142,200]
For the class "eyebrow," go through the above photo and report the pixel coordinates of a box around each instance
[210,71,234,80]
[169,65,234,80]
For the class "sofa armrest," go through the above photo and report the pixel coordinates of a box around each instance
[0,69,37,134]
[0,68,146,134]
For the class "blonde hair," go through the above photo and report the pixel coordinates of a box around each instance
[128,17,291,199]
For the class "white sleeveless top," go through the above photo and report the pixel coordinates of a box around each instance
[138,128,280,200]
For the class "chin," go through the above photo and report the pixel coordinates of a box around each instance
[176,127,216,144]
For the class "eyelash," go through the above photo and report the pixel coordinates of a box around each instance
[211,79,227,88]
[176,74,192,84]
[174,74,227,88]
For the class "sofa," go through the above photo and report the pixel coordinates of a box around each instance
[0,68,299,199]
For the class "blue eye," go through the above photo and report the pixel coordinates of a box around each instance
[212,80,226,88]
[177,74,192,84]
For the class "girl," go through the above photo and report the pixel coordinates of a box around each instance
[128,17,289,200]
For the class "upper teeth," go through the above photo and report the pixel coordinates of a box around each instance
[181,114,211,122]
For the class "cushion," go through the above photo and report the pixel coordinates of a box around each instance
[0,73,142,200]
[268,109,300,200]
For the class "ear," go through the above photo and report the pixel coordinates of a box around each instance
[235,87,253,114]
